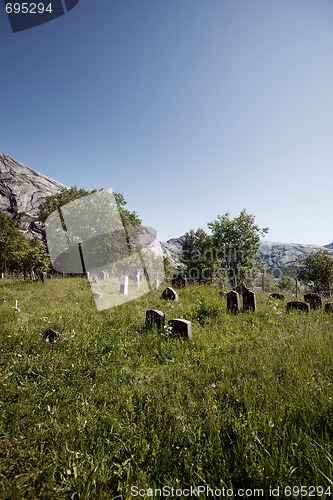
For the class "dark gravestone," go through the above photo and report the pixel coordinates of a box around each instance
[172,275,187,288]
[227,291,239,314]
[286,301,309,312]
[235,282,248,295]
[41,272,47,285]
[161,287,178,301]
[325,303,333,312]
[269,293,285,300]
[42,328,60,343]
[243,289,256,312]
[168,319,192,339]
[304,293,322,310]
[146,310,165,330]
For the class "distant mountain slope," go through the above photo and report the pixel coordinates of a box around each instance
[0,152,66,236]
[324,242,333,249]
[163,236,333,268]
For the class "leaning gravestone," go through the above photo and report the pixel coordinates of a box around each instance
[304,293,322,310]
[41,272,47,285]
[227,291,239,314]
[243,289,256,312]
[269,293,285,300]
[168,319,192,339]
[325,303,333,312]
[286,301,309,312]
[146,310,165,330]
[161,287,178,301]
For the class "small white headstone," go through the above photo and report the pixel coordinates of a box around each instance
[134,273,140,288]
[119,276,128,295]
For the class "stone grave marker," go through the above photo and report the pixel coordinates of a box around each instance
[304,293,322,310]
[269,293,285,300]
[41,272,47,285]
[286,301,309,312]
[146,310,165,330]
[42,328,60,343]
[227,291,239,314]
[93,292,103,300]
[119,276,128,295]
[152,279,160,289]
[168,319,192,339]
[134,272,140,288]
[161,287,178,301]
[243,289,256,312]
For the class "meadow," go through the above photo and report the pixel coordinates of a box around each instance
[0,277,332,499]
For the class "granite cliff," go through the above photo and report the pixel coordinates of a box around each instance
[0,152,65,237]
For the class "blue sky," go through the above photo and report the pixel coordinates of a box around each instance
[1,0,333,245]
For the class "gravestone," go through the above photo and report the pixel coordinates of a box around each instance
[269,293,285,300]
[86,271,90,280]
[31,270,35,280]
[235,282,248,295]
[134,272,140,288]
[168,319,192,339]
[93,292,103,299]
[146,309,165,330]
[325,303,333,312]
[41,272,47,285]
[119,276,128,295]
[172,275,187,288]
[286,301,309,312]
[243,289,256,312]
[161,287,178,301]
[152,279,160,289]
[227,291,239,314]
[1,273,4,279]
[304,293,322,310]
[42,328,60,343]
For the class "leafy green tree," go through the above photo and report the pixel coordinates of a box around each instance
[38,187,141,228]
[297,251,333,293]
[208,210,268,287]
[22,244,52,273]
[0,213,29,272]
[181,228,215,282]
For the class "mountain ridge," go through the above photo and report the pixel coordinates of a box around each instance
[1,152,332,268]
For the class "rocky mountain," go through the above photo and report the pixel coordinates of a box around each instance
[0,152,65,237]
[324,242,333,249]
[163,236,333,268]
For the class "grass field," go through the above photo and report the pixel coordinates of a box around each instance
[0,278,332,499]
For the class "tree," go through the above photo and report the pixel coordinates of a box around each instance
[297,251,333,293]
[181,229,215,282]
[0,213,29,272]
[208,210,268,287]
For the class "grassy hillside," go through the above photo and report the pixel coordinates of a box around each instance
[0,278,332,499]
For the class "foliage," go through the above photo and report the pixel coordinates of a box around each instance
[297,251,333,293]
[0,279,332,497]
[182,210,268,286]
[0,213,29,272]
[38,186,141,228]
[181,228,215,282]
[163,256,174,278]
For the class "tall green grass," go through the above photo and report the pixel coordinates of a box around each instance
[0,278,332,499]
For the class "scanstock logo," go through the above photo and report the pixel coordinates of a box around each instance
[3,0,79,33]
[45,190,165,311]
